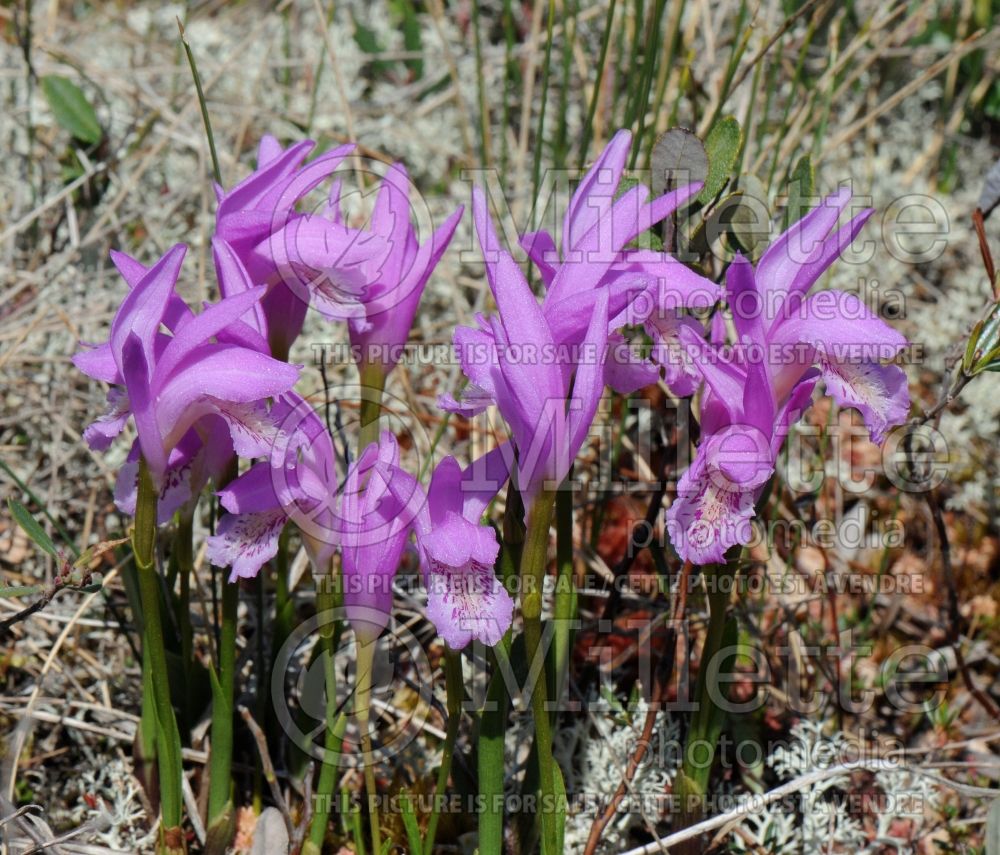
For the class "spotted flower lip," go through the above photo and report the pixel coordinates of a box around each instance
[667,190,911,565]
[408,446,512,649]
[73,243,301,490]
[205,392,339,581]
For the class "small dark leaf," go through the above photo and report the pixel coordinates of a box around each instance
[352,15,393,76]
[651,128,708,198]
[979,158,1000,217]
[41,75,102,146]
[698,116,743,204]
[7,499,59,558]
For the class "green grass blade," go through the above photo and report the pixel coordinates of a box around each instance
[177,19,222,184]
[7,498,59,558]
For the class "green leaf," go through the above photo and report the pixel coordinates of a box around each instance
[478,656,511,855]
[1,585,44,598]
[346,784,367,855]
[783,153,815,229]
[352,15,393,76]
[398,791,424,854]
[697,116,742,204]
[553,763,567,855]
[394,0,423,79]
[7,498,59,558]
[41,75,102,145]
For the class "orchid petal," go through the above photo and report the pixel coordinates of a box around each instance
[784,208,876,308]
[604,331,658,394]
[565,288,609,474]
[83,388,130,451]
[74,342,121,385]
[153,286,268,386]
[257,134,284,166]
[472,187,506,300]
[520,230,559,285]
[821,359,909,445]
[564,129,632,252]
[726,254,765,344]
[213,236,269,335]
[423,515,511,649]
[218,462,280,514]
[122,333,166,478]
[769,290,908,362]
[755,187,851,316]
[666,452,758,564]
[206,509,288,581]
[110,244,187,374]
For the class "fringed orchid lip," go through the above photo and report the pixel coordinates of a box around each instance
[409,447,513,649]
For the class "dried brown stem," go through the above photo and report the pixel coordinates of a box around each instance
[925,492,1000,720]
[583,562,692,855]
[972,208,998,298]
[237,705,296,836]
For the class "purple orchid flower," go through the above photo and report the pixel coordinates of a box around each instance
[214,135,354,357]
[442,233,612,506]
[346,164,464,376]
[410,446,512,649]
[338,431,422,644]
[444,136,719,421]
[666,189,910,564]
[514,129,720,395]
[251,162,463,377]
[666,354,820,563]
[205,392,340,581]
[73,245,301,509]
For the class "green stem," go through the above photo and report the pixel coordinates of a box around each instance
[478,499,521,853]
[358,362,387,453]
[553,485,575,704]
[528,0,557,287]
[578,0,618,170]
[520,490,562,855]
[134,459,185,853]
[470,0,493,166]
[674,561,738,833]
[268,527,294,758]
[424,649,463,855]
[307,578,345,851]
[206,577,238,845]
[137,642,159,808]
[355,638,382,854]
[253,574,266,813]
[175,515,195,728]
